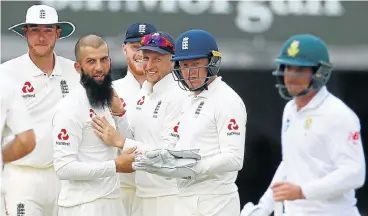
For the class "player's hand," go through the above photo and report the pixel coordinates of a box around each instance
[271,181,305,201]
[115,147,137,173]
[110,90,126,116]
[92,116,125,148]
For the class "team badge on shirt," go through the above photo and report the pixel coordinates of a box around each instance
[304,116,312,129]
[194,101,205,118]
[60,80,69,97]
[153,100,162,118]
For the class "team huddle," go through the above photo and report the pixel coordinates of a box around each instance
[0,4,365,216]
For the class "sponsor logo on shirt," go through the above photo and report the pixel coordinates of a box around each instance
[227,119,240,136]
[56,129,70,146]
[21,81,36,98]
[89,108,97,118]
[120,98,127,108]
[136,96,145,110]
[153,100,162,118]
[348,131,360,144]
[170,122,180,138]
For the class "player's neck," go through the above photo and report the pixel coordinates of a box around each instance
[193,77,217,95]
[29,51,55,76]
[295,91,317,111]
[129,69,146,87]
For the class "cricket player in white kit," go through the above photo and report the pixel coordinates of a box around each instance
[0,72,36,216]
[241,34,366,216]
[92,31,183,216]
[112,22,157,216]
[1,5,79,216]
[133,29,247,216]
[52,35,136,216]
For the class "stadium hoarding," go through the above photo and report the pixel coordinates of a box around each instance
[1,0,368,70]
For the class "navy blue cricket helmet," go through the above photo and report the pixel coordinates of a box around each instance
[171,29,222,91]
[272,34,333,100]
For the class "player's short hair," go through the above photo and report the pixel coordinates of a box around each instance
[74,34,109,62]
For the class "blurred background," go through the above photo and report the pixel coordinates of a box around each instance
[2,0,368,214]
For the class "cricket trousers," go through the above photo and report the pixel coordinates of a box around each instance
[132,195,177,216]
[58,198,125,216]
[174,191,240,216]
[2,164,60,216]
[121,187,140,216]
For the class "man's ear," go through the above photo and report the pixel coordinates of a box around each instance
[56,28,62,39]
[74,61,81,73]
[122,44,127,56]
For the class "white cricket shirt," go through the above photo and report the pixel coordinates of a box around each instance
[52,84,120,207]
[120,74,186,198]
[0,71,33,197]
[112,70,141,188]
[281,86,365,216]
[1,53,80,168]
[175,77,247,196]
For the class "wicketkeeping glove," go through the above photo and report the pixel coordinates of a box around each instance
[132,149,201,180]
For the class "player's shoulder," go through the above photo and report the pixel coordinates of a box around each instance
[323,93,360,123]
[56,55,78,75]
[0,54,28,75]
[113,76,131,95]
[56,55,75,66]
[215,78,246,108]
[1,54,28,68]
[0,72,17,100]
[55,85,86,115]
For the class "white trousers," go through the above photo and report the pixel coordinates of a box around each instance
[2,164,60,216]
[174,192,240,216]
[58,198,125,216]
[121,187,139,216]
[132,195,177,216]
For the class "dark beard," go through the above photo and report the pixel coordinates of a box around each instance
[80,69,113,109]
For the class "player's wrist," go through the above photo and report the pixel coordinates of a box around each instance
[298,186,306,199]
[115,136,125,149]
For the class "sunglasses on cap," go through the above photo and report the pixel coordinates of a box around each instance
[140,34,175,54]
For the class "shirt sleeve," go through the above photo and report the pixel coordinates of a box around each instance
[5,86,33,135]
[301,113,366,200]
[53,108,117,181]
[196,96,247,175]
[258,161,286,213]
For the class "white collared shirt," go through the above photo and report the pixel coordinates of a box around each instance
[118,74,186,197]
[52,84,120,207]
[1,53,80,168]
[281,86,365,216]
[112,70,142,188]
[0,71,33,194]
[174,77,247,196]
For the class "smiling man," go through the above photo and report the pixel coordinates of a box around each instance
[52,35,137,216]
[91,31,186,216]
[1,4,79,216]
[112,22,157,216]
[133,29,247,216]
